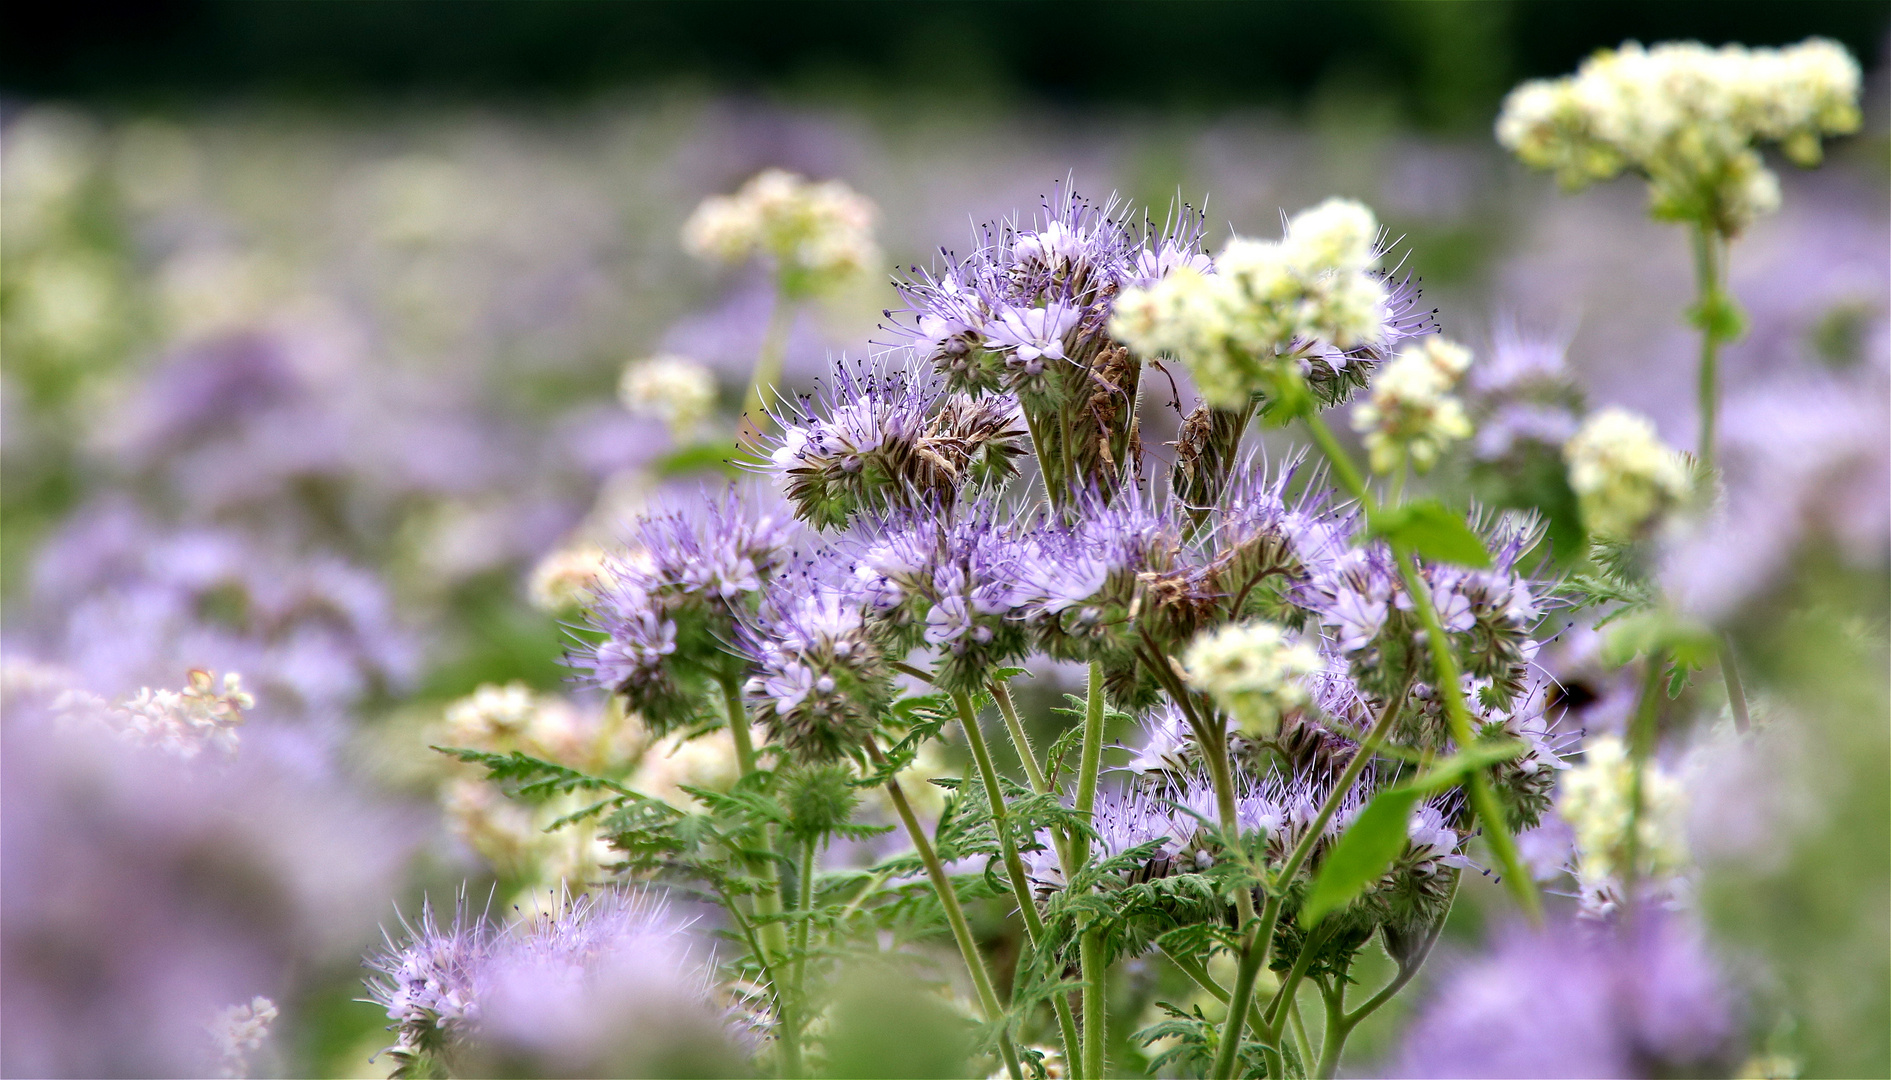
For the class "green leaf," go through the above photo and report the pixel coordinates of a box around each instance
[1301,787,1422,927]
[1403,740,1527,793]
[655,440,741,478]
[1367,500,1492,568]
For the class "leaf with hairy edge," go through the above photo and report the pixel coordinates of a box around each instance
[1301,786,1422,927]
[1367,500,1493,568]
[432,746,630,800]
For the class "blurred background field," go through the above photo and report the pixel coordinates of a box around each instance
[3,3,1887,1077]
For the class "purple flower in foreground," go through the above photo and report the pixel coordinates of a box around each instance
[1396,914,1738,1079]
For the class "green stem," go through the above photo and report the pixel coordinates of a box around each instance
[1690,223,1724,472]
[792,837,815,1054]
[1314,977,1349,1080]
[1210,912,1272,1080]
[1080,928,1108,1080]
[721,676,800,1076]
[866,740,1023,1080]
[989,678,1050,795]
[1209,673,1414,1079]
[1623,649,1666,919]
[738,288,796,446]
[1301,412,1371,505]
[1073,660,1111,1078]
[1720,636,1751,735]
[1287,995,1315,1077]
[1392,550,1543,924]
[954,691,1083,1069]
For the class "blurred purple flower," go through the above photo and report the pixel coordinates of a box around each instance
[1395,914,1738,1078]
[1,677,417,1078]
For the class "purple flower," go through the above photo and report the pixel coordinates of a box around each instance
[1396,914,1739,1078]
[738,562,894,762]
[3,679,415,1078]
[984,301,1081,371]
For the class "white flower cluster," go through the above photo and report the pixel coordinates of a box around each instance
[55,668,254,759]
[1181,620,1322,737]
[618,354,718,438]
[1564,407,1692,539]
[1556,734,1689,915]
[1351,337,1475,474]
[1110,198,1389,408]
[1497,38,1862,234]
[527,542,613,611]
[681,167,879,296]
[207,996,277,1079]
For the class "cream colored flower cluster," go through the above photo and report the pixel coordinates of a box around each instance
[1556,734,1689,913]
[619,353,718,439]
[682,167,879,297]
[1181,620,1321,737]
[208,996,277,1079]
[1497,38,1861,234]
[1564,407,1692,539]
[1110,198,1389,409]
[1351,337,1474,474]
[55,668,254,759]
[439,681,765,895]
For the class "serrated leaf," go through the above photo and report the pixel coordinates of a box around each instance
[1367,500,1492,568]
[1301,786,1422,927]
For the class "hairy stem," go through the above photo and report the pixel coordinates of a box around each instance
[738,288,796,447]
[866,740,1023,1080]
[721,676,800,1076]
[1211,911,1273,1080]
[1287,995,1315,1077]
[1074,660,1110,1078]
[954,691,1083,1068]
[1314,976,1349,1080]
[1393,551,1543,924]
[989,678,1051,795]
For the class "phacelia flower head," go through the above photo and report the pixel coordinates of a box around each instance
[1351,337,1475,474]
[682,168,879,297]
[758,356,1026,530]
[1564,407,1693,539]
[580,488,796,731]
[364,897,493,1071]
[1496,38,1862,235]
[1180,620,1322,738]
[740,564,895,763]
[618,354,718,440]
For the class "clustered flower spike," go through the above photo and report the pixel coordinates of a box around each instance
[1111,198,1421,412]
[207,997,277,1080]
[1181,621,1321,737]
[365,890,735,1077]
[1556,733,1689,916]
[682,168,879,297]
[740,565,895,762]
[758,358,1026,530]
[581,489,796,731]
[1496,38,1862,235]
[619,354,718,439]
[1564,407,1692,538]
[1351,337,1475,474]
[53,667,255,759]
[889,186,1211,499]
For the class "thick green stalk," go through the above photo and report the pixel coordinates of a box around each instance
[738,288,796,446]
[1393,553,1543,923]
[988,678,1050,795]
[1073,661,1111,1078]
[1720,638,1751,734]
[791,837,816,1060]
[866,741,1023,1080]
[1622,649,1667,918]
[1210,674,1414,1078]
[1690,223,1724,471]
[1080,928,1108,1080]
[1314,978,1349,1080]
[721,676,800,1077]
[953,691,1084,1068]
